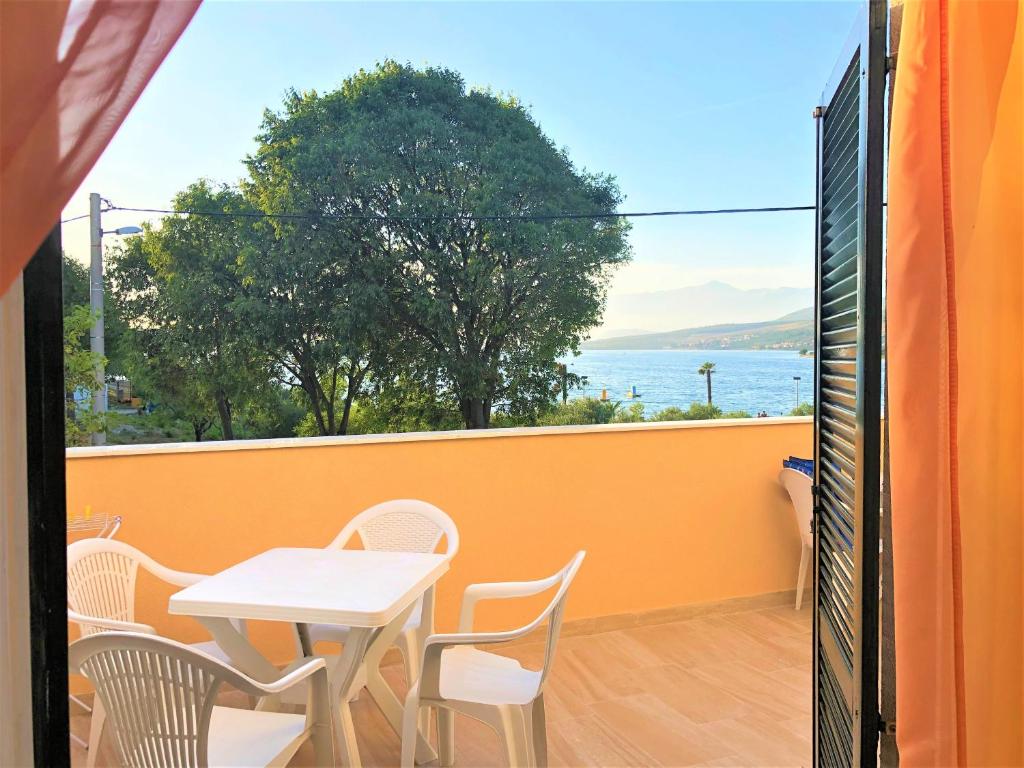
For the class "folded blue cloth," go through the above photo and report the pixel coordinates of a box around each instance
[783,456,814,477]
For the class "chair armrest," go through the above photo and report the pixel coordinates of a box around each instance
[250,657,329,695]
[416,628,532,699]
[146,562,207,589]
[68,609,155,635]
[458,574,561,632]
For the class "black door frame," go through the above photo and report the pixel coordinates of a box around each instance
[23,223,71,767]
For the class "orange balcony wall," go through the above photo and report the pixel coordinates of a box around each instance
[65,418,812,670]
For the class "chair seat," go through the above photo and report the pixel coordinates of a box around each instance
[206,706,309,767]
[438,646,541,706]
[308,600,422,645]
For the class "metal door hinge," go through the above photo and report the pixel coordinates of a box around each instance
[886,54,897,73]
[878,718,896,735]
[812,106,824,119]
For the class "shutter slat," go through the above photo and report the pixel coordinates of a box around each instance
[822,237,859,274]
[822,253,858,288]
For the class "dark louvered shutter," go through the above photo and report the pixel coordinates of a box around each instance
[812,2,886,766]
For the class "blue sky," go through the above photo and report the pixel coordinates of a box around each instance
[62,1,860,296]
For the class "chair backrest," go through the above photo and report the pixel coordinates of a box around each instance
[328,499,460,558]
[532,551,586,691]
[779,468,814,548]
[69,632,262,768]
[67,538,145,636]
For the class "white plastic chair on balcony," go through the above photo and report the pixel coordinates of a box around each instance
[308,500,459,706]
[69,632,334,768]
[67,538,245,767]
[66,513,121,750]
[779,468,814,610]
[400,551,586,768]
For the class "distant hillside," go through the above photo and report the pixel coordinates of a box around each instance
[584,307,813,351]
[598,281,812,336]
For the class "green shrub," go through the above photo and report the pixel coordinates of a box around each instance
[651,406,687,421]
[611,402,645,423]
[536,397,622,426]
[652,402,724,421]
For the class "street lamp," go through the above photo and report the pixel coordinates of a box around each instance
[105,225,142,236]
[793,376,802,409]
[89,193,140,445]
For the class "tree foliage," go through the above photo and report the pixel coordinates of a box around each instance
[63,253,131,376]
[108,182,269,440]
[63,305,105,446]
[102,62,631,440]
[247,62,630,428]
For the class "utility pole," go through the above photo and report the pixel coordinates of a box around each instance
[89,192,106,445]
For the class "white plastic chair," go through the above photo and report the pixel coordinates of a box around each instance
[69,632,334,768]
[308,500,459,706]
[400,551,586,768]
[779,468,814,610]
[67,538,246,767]
[67,514,121,750]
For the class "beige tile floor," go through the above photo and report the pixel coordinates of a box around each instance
[71,602,812,767]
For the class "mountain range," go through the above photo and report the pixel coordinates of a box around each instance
[594,281,813,339]
[584,307,814,351]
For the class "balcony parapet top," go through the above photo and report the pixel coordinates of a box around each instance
[66,416,813,460]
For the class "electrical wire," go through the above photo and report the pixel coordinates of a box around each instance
[81,203,816,224]
[118,203,817,221]
[59,213,92,224]
[58,202,817,226]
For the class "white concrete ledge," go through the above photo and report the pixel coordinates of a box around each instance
[66,415,813,460]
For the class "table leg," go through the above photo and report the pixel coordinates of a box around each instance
[296,622,314,657]
[195,617,280,682]
[194,616,286,712]
[361,603,437,765]
[329,626,375,768]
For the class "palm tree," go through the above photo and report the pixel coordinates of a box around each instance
[698,361,716,405]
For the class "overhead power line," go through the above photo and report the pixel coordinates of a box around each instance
[60,212,92,224]
[57,203,816,225]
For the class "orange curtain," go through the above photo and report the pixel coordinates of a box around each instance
[0,0,200,297]
[888,0,1023,766]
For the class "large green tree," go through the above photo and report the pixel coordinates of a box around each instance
[109,182,268,440]
[248,62,630,429]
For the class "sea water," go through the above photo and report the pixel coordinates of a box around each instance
[562,349,815,417]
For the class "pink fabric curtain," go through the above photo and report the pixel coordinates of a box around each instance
[0,0,200,296]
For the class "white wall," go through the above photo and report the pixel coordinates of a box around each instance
[0,277,33,767]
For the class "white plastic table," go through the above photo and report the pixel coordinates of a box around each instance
[169,547,448,767]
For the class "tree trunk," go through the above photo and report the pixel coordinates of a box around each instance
[324,397,336,435]
[192,417,211,442]
[301,379,328,435]
[706,374,713,405]
[460,397,489,429]
[338,368,366,436]
[339,396,354,435]
[215,394,234,440]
